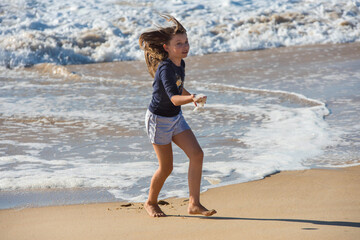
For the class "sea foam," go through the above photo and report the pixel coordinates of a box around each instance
[0,74,338,202]
[1,0,359,67]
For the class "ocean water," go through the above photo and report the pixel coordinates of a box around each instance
[0,0,359,67]
[0,0,359,209]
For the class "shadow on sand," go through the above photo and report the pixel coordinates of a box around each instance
[167,215,360,228]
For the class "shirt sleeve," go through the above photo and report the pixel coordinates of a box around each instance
[159,65,180,99]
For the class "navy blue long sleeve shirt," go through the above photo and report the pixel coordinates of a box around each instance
[148,59,185,117]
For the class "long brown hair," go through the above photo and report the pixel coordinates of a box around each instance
[139,15,187,78]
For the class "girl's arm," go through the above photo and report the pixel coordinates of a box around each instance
[170,88,206,106]
[170,88,195,106]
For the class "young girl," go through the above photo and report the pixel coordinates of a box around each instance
[139,15,217,217]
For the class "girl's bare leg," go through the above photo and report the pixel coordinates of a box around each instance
[145,143,173,217]
[172,129,217,216]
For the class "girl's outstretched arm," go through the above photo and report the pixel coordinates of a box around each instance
[171,88,207,106]
[170,93,195,106]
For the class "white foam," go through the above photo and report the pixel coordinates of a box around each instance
[1,0,359,67]
[0,80,340,203]
[0,155,157,194]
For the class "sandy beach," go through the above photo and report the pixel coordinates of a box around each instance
[1,165,359,240]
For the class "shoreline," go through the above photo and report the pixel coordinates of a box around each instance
[1,165,359,240]
[0,164,357,211]
[1,41,360,211]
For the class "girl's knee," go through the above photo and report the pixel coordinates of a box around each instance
[159,165,173,177]
[190,148,204,162]
[197,148,204,160]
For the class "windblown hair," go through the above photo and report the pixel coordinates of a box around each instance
[139,15,187,78]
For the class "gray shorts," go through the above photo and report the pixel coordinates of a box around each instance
[145,109,191,145]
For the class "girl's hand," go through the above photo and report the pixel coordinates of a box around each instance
[191,94,197,106]
[192,94,207,107]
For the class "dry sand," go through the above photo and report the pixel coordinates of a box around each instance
[1,166,359,240]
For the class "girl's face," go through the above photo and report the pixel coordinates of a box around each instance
[163,33,190,60]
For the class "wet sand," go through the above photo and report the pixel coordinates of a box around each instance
[1,166,359,240]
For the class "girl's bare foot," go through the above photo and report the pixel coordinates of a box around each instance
[144,201,166,217]
[188,203,217,216]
